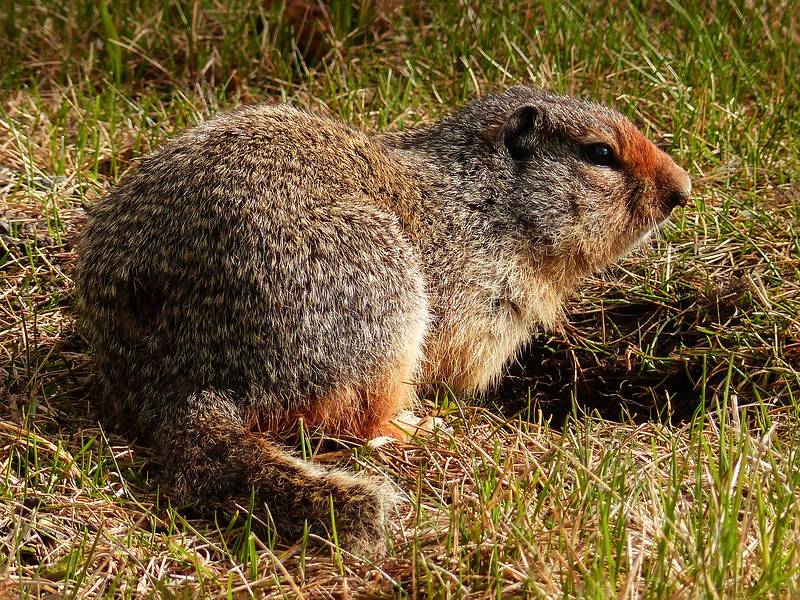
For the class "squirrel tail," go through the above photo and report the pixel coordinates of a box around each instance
[154,391,395,556]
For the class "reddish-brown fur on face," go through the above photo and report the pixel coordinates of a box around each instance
[617,119,692,219]
[617,120,661,178]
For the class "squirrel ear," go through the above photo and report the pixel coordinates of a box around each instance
[499,105,542,161]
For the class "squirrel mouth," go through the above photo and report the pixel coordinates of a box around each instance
[628,185,687,240]
[656,188,689,220]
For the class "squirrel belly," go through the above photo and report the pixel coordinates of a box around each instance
[74,87,691,554]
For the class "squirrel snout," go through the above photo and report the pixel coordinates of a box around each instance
[667,167,692,209]
[656,159,691,212]
[666,188,689,210]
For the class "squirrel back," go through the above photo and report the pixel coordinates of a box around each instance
[75,87,691,555]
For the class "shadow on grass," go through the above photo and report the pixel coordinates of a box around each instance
[485,284,769,428]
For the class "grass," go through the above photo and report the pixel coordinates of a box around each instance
[1,0,799,597]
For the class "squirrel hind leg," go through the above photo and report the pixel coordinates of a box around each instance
[295,317,427,441]
[295,372,419,442]
[158,391,395,556]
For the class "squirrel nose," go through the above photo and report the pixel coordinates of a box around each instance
[667,189,689,209]
[666,167,692,209]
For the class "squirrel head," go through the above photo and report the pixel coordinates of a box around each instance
[391,86,691,281]
[489,88,691,269]
[491,87,691,277]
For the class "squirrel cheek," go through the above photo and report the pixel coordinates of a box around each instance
[588,172,634,236]
[564,189,626,263]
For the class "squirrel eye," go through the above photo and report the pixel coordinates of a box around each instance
[583,143,617,167]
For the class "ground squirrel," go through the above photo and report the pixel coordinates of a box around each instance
[75,86,691,556]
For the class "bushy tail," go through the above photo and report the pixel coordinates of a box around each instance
[155,391,395,556]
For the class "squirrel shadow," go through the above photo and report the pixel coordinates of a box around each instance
[487,291,710,428]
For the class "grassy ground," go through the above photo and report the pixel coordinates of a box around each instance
[1,0,799,597]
